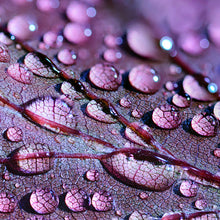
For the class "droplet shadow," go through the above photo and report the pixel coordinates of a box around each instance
[58,193,71,212]
[19,193,37,214]
[142,110,158,128]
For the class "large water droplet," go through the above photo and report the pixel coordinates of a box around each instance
[191,112,218,137]
[6,143,54,175]
[128,64,161,94]
[7,63,33,84]
[86,100,117,123]
[89,63,122,91]
[5,126,23,142]
[30,188,59,214]
[0,42,10,63]
[65,187,88,212]
[152,104,182,129]
[91,190,113,211]
[183,75,216,101]
[0,192,17,213]
[172,93,191,108]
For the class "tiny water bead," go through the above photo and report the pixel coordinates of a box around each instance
[24,52,58,78]
[85,169,99,182]
[91,191,113,211]
[213,101,220,120]
[30,188,59,214]
[179,180,198,197]
[43,31,63,48]
[57,49,77,65]
[194,199,207,210]
[213,148,220,158]
[5,126,23,142]
[191,112,219,137]
[172,93,191,108]
[103,49,122,63]
[7,63,33,84]
[65,187,88,212]
[183,75,216,101]
[128,64,161,94]
[139,192,148,200]
[86,100,117,123]
[0,42,10,63]
[131,109,143,118]
[0,192,17,213]
[89,63,122,91]
[119,96,131,108]
[104,35,122,48]
[36,0,60,12]
[6,143,54,175]
[152,104,182,129]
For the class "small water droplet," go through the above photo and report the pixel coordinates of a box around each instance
[131,109,143,118]
[0,192,17,213]
[103,49,122,63]
[161,212,182,220]
[139,192,148,200]
[194,199,207,210]
[43,31,63,48]
[172,93,191,108]
[119,96,131,108]
[85,169,99,182]
[129,211,153,220]
[5,126,23,142]
[213,101,220,120]
[91,190,113,211]
[213,148,220,158]
[152,104,182,129]
[191,112,218,137]
[89,63,122,91]
[128,64,161,94]
[57,49,76,65]
[30,188,59,214]
[179,180,198,197]
[65,187,88,212]
[0,42,10,63]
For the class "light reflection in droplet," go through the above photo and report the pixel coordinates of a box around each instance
[84,28,92,37]
[87,7,96,18]
[208,82,218,93]
[29,24,37,32]
[200,38,209,49]
[153,75,159,82]
[160,36,173,51]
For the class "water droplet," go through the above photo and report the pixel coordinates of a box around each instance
[213,101,220,120]
[160,36,174,51]
[104,35,121,48]
[152,104,182,129]
[43,31,63,48]
[103,49,122,63]
[131,109,143,118]
[24,96,76,132]
[66,1,90,24]
[65,187,88,212]
[165,81,176,91]
[169,64,182,75]
[129,211,154,220]
[36,0,59,12]
[57,49,76,65]
[161,212,182,220]
[0,32,13,45]
[0,192,17,213]
[125,122,151,147]
[86,100,117,123]
[139,192,148,200]
[101,151,180,191]
[0,42,10,63]
[208,82,218,94]
[213,148,220,158]
[2,172,10,181]
[85,169,99,182]
[126,22,160,59]
[5,126,23,142]
[172,93,191,108]
[179,180,198,197]
[183,75,216,101]
[64,23,90,44]
[194,199,207,210]
[61,81,83,100]
[7,63,33,84]
[191,113,218,137]
[30,188,59,214]
[24,52,58,78]
[7,143,54,175]
[119,96,131,108]
[89,63,122,91]
[91,190,113,211]
[128,64,161,94]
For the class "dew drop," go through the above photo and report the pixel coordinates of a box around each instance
[5,126,23,142]
[119,96,131,108]
[57,49,76,65]
[183,75,216,101]
[101,151,180,191]
[128,64,161,94]
[172,93,191,108]
[64,23,90,45]
[0,42,10,63]
[179,180,198,197]
[191,112,218,137]
[65,187,88,212]
[194,199,207,210]
[213,148,220,158]
[24,96,76,132]
[165,81,176,91]
[36,0,59,12]
[30,188,59,214]
[139,192,148,200]
[103,49,122,63]
[129,211,154,220]
[161,212,182,220]
[213,102,220,120]
[152,104,182,129]
[43,31,63,48]
[104,35,121,48]
[0,32,13,45]
[7,63,33,84]
[86,100,116,123]
[125,122,151,147]
[85,169,99,182]
[131,109,143,118]
[24,52,58,78]
[61,81,83,100]
[6,143,54,175]
[91,190,113,212]
[0,192,17,213]
[89,63,122,91]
